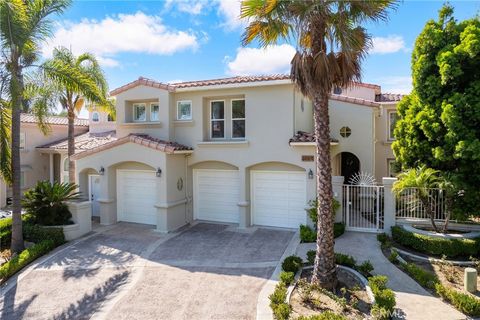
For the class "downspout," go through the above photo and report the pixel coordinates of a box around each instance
[184,153,190,224]
[293,86,296,136]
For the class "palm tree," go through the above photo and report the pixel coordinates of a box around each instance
[241,0,396,288]
[393,165,442,232]
[47,47,109,183]
[0,0,105,253]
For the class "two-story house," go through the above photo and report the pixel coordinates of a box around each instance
[71,75,402,232]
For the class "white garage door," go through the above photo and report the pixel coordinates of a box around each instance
[193,169,239,223]
[117,170,157,225]
[252,171,307,228]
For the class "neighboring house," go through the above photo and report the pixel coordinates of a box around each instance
[0,114,89,208]
[71,75,402,232]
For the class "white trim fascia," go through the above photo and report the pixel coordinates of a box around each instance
[175,79,292,92]
[289,142,339,146]
[172,150,194,154]
[197,140,249,147]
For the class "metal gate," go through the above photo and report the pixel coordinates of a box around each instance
[343,185,384,232]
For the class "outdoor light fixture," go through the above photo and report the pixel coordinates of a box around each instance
[99,166,105,176]
[156,168,162,177]
[308,169,314,179]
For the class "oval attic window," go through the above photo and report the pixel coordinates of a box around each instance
[340,126,351,138]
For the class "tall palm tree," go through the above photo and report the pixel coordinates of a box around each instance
[241,0,396,288]
[47,47,109,183]
[0,0,105,253]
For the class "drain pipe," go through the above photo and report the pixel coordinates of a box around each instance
[184,154,190,224]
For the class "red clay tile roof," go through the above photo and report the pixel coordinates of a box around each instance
[71,133,193,160]
[289,131,339,144]
[110,75,382,96]
[375,93,405,102]
[21,113,89,127]
[330,94,380,107]
[37,131,117,153]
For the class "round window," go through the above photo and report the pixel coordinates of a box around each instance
[333,87,342,95]
[340,126,351,138]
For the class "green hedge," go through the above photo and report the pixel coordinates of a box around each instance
[297,312,347,320]
[368,275,396,319]
[299,223,345,243]
[436,283,480,317]
[269,283,291,320]
[391,226,480,258]
[0,240,56,281]
[23,224,65,246]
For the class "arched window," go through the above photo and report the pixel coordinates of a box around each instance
[92,112,99,122]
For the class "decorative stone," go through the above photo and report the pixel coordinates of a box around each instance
[464,268,477,293]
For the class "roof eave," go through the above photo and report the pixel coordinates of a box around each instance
[289,141,339,147]
[175,79,292,92]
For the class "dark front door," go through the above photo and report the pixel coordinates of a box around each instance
[341,152,360,184]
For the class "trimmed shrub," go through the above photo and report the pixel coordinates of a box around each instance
[0,229,12,250]
[391,226,480,258]
[357,260,374,277]
[269,283,291,320]
[307,250,316,265]
[377,233,388,244]
[300,225,317,243]
[280,271,295,286]
[23,224,65,246]
[334,253,356,268]
[402,262,438,290]
[388,250,399,263]
[436,283,480,316]
[297,311,347,320]
[333,223,345,238]
[369,275,396,318]
[272,303,291,320]
[0,217,12,233]
[282,255,303,273]
[0,240,55,281]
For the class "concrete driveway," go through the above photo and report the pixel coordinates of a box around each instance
[0,222,295,320]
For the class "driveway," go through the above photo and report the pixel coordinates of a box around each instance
[0,222,295,320]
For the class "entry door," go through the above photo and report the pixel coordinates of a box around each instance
[89,175,101,217]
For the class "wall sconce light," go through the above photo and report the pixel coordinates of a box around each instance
[308,169,314,180]
[99,166,105,176]
[156,168,162,177]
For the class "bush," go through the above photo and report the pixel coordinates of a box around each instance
[369,275,396,317]
[0,229,12,250]
[299,225,316,243]
[370,304,391,320]
[388,250,399,263]
[297,311,347,320]
[307,250,316,265]
[269,283,291,320]
[377,233,388,244]
[282,255,303,273]
[335,253,356,268]
[357,260,374,277]
[391,226,480,258]
[272,303,291,320]
[308,198,341,225]
[436,283,480,316]
[0,240,55,281]
[23,224,65,246]
[333,223,345,238]
[22,181,80,226]
[0,215,38,249]
[401,262,438,290]
[280,271,295,286]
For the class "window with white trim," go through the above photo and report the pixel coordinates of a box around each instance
[19,132,26,150]
[150,103,159,121]
[388,111,399,141]
[231,99,245,139]
[210,101,225,139]
[92,112,99,122]
[133,103,146,121]
[177,101,192,120]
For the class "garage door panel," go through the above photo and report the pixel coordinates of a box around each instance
[252,171,306,228]
[117,171,157,225]
[194,170,239,223]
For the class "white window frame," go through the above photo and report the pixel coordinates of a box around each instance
[133,103,146,122]
[92,112,100,122]
[209,100,226,140]
[176,100,192,121]
[19,132,26,150]
[150,103,160,122]
[388,111,398,141]
[231,99,246,139]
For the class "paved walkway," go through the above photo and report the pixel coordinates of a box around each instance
[296,232,467,320]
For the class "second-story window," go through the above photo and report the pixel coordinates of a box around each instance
[133,103,146,122]
[210,100,225,139]
[20,132,26,150]
[92,112,99,122]
[150,103,159,121]
[177,101,192,120]
[388,111,399,141]
[232,99,245,139]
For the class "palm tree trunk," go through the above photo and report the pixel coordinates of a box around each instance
[67,107,75,183]
[421,197,438,232]
[311,91,337,289]
[10,66,24,253]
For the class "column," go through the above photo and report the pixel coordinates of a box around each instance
[332,176,344,223]
[383,177,398,235]
[49,153,54,183]
[237,166,249,228]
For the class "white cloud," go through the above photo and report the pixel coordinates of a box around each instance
[164,0,208,15]
[370,35,406,54]
[225,44,296,76]
[217,0,246,30]
[42,12,199,67]
[375,76,412,94]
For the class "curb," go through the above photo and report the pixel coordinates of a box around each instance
[393,247,477,267]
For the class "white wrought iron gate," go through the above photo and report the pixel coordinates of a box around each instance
[343,185,384,232]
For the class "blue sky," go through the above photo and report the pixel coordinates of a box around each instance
[43,0,480,102]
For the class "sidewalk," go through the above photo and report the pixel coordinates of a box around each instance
[296,232,467,320]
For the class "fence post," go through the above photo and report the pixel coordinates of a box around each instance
[332,176,344,223]
[382,177,397,235]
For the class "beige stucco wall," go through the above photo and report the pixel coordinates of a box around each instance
[89,110,116,133]
[0,178,6,208]
[340,86,377,101]
[7,123,88,197]
[374,103,397,182]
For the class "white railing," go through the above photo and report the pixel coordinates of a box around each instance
[342,185,384,232]
[395,187,446,220]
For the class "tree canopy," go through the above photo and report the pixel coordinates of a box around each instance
[392,4,480,218]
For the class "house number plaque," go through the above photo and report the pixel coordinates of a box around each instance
[302,155,314,162]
